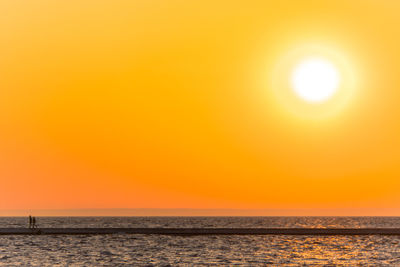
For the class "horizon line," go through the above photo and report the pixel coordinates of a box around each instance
[1,208,400,217]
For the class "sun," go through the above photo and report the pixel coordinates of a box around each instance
[268,43,358,119]
[291,58,340,103]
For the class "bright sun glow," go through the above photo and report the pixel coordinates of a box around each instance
[291,58,340,103]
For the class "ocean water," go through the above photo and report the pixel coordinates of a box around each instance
[1,217,400,265]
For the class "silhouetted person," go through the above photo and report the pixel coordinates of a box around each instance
[29,215,32,229]
[32,217,36,229]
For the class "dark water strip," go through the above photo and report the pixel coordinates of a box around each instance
[2,228,400,235]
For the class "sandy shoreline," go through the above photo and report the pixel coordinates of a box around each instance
[2,228,400,235]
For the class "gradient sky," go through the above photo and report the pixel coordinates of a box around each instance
[1,0,400,215]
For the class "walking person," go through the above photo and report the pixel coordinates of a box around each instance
[28,215,32,229]
[32,217,36,229]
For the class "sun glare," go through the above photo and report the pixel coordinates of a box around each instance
[269,44,357,119]
[291,58,340,103]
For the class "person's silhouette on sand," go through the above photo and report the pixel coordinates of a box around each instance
[32,217,37,229]
[28,215,32,229]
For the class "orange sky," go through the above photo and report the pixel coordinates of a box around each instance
[1,0,400,215]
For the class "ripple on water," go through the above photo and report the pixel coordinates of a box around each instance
[0,217,400,265]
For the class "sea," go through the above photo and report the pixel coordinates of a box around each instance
[1,216,400,266]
